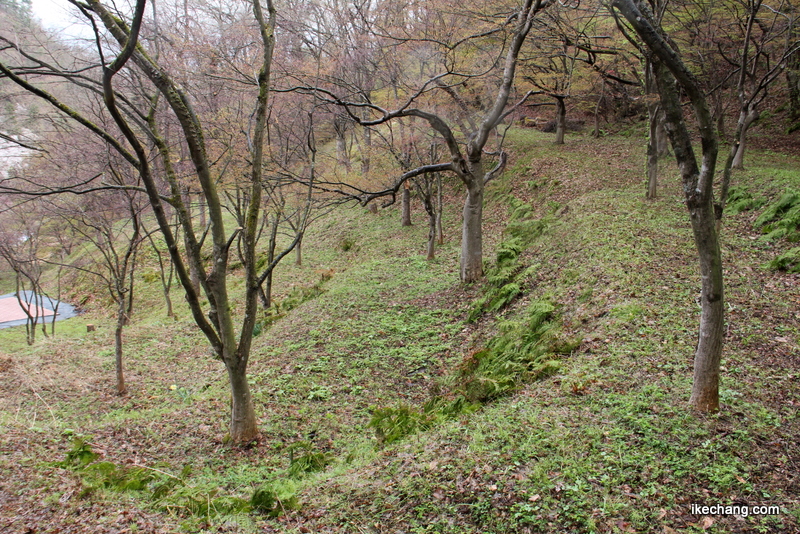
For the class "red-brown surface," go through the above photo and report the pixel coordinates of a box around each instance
[0,296,54,323]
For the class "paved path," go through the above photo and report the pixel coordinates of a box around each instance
[0,291,78,329]
[0,296,55,323]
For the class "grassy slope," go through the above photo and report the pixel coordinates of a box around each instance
[0,128,798,534]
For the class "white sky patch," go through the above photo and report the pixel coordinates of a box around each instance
[30,0,93,39]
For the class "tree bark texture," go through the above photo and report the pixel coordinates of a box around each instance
[115,297,127,395]
[731,107,760,169]
[401,186,412,226]
[436,173,443,245]
[554,97,566,145]
[789,51,800,122]
[460,178,484,282]
[226,359,258,443]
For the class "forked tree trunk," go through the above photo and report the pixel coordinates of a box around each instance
[731,107,760,169]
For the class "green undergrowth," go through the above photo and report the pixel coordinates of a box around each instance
[3,131,799,533]
[751,189,800,272]
[367,194,574,448]
[468,199,551,323]
[57,435,315,527]
[57,437,255,520]
[270,134,799,533]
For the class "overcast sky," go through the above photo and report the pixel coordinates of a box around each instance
[30,0,93,38]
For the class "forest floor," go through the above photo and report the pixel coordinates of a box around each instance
[0,127,798,533]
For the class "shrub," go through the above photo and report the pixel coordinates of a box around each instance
[287,441,332,477]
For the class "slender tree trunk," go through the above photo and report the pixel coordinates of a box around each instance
[687,199,724,411]
[731,107,760,169]
[646,100,659,199]
[461,178,484,282]
[260,215,279,308]
[360,115,372,177]
[182,190,201,294]
[334,115,351,171]
[655,110,669,157]
[436,173,443,245]
[295,238,302,266]
[653,57,724,413]
[427,209,436,260]
[554,96,566,145]
[115,296,127,395]
[646,140,658,199]
[789,52,800,122]
[199,192,207,230]
[714,97,726,139]
[401,185,412,226]
[593,81,605,138]
[126,248,137,320]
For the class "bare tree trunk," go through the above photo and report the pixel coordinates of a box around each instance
[334,114,351,171]
[260,215,279,308]
[226,358,258,443]
[646,137,658,199]
[688,201,724,411]
[360,105,372,177]
[461,179,484,282]
[645,60,667,199]
[731,107,760,169]
[714,97,726,139]
[426,209,436,260]
[295,237,302,266]
[593,81,605,138]
[401,185,412,226]
[613,0,724,413]
[789,51,800,123]
[436,173,443,245]
[182,189,201,294]
[115,296,127,395]
[198,192,207,230]
[554,96,566,145]
[655,111,669,156]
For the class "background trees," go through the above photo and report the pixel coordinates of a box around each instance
[0,0,797,442]
[0,0,282,443]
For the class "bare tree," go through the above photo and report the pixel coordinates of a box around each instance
[51,181,144,395]
[0,0,279,442]
[611,0,725,412]
[0,211,48,345]
[294,0,555,282]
